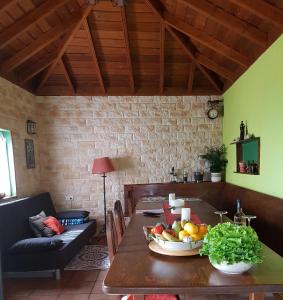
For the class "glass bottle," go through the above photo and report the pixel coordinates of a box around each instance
[234,199,246,225]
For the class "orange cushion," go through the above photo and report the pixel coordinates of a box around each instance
[43,216,65,234]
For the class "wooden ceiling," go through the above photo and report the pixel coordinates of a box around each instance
[0,0,282,96]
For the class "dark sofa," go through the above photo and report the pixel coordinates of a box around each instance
[0,192,97,279]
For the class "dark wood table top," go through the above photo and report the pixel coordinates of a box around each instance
[103,199,283,295]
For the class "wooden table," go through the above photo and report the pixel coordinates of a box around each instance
[103,199,283,300]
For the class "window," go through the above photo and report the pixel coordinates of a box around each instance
[0,129,16,197]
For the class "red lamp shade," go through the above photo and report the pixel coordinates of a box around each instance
[92,157,114,174]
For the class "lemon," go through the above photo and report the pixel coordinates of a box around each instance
[190,233,202,241]
[179,230,190,241]
[184,222,199,235]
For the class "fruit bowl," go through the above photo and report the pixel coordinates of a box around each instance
[152,236,203,251]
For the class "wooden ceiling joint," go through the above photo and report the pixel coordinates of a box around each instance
[229,0,283,29]
[160,23,165,94]
[180,0,267,47]
[187,62,195,93]
[60,58,76,95]
[84,18,106,94]
[36,4,92,93]
[0,0,17,13]
[0,0,71,50]
[164,13,250,68]
[120,6,135,93]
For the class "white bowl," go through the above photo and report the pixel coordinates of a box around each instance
[153,237,202,251]
[210,260,252,274]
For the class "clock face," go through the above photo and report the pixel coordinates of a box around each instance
[207,108,218,119]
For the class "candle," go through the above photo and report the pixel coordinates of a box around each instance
[169,193,175,205]
[181,208,191,221]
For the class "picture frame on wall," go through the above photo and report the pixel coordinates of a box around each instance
[25,139,35,169]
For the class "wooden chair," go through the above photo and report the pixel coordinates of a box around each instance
[114,200,126,244]
[106,210,118,263]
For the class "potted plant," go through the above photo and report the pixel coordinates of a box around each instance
[200,144,228,182]
[200,222,263,274]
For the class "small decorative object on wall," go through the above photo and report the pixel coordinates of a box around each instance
[26,120,36,135]
[240,121,245,140]
[207,99,223,120]
[25,139,35,168]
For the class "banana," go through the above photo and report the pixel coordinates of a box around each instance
[162,230,179,242]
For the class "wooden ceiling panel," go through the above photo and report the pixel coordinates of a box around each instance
[0,0,282,96]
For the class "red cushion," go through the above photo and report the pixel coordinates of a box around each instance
[43,216,65,234]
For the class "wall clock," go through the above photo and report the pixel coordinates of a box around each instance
[207,108,219,120]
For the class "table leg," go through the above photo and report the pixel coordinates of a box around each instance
[249,292,265,300]
[133,295,145,300]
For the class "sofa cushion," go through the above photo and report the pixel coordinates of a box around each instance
[57,210,89,219]
[43,216,65,234]
[9,237,63,254]
[29,211,54,238]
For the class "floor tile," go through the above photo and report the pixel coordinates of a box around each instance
[89,293,117,300]
[27,295,58,300]
[61,281,95,294]
[70,270,100,282]
[57,293,90,300]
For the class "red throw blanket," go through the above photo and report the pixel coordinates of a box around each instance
[163,202,202,225]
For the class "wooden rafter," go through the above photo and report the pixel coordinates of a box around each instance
[60,57,76,95]
[0,10,91,74]
[144,0,223,92]
[166,26,223,92]
[0,0,17,13]
[187,62,195,93]
[84,18,106,94]
[229,0,283,29]
[120,6,135,93]
[0,0,71,50]
[180,0,267,47]
[36,4,92,93]
[160,23,165,94]
[165,13,250,68]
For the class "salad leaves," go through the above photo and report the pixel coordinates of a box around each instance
[200,222,263,265]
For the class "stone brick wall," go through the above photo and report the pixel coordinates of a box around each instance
[37,95,222,224]
[0,77,41,197]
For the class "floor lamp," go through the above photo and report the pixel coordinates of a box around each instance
[92,157,115,232]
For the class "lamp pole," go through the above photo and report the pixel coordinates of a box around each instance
[102,172,107,231]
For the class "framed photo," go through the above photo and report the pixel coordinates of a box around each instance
[25,139,35,169]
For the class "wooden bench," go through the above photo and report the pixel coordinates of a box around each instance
[124,182,283,257]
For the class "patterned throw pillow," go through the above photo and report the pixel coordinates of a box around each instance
[29,211,54,238]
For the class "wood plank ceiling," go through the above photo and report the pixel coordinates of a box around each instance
[0,0,282,96]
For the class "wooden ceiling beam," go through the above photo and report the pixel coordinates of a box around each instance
[0,0,71,50]
[36,4,92,93]
[229,0,283,29]
[166,26,223,92]
[187,62,195,93]
[160,23,165,94]
[120,6,135,93]
[60,58,76,95]
[0,0,17,13]
[144,0,222,92]
[180,0,267,47]
[165,13,250,68]
[84,18,106,94]
[0,8,91,74]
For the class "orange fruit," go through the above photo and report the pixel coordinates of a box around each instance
[184,222,199,235]
[198,224,208,236]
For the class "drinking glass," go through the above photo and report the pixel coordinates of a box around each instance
[244,215,257,226]
[214,211,228,223]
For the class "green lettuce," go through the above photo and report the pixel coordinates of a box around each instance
[200,222,263,265]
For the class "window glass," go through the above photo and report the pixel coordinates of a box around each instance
[0,129,16,197]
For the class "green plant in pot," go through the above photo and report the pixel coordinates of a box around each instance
[200,222,263,274]
[200,144,228,182]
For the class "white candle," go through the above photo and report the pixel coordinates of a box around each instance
[169,193,175,205]
[181,208,191,221]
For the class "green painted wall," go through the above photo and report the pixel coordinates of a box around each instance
[223,35,283,199]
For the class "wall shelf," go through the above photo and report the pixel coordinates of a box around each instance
[231,137,260,175]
